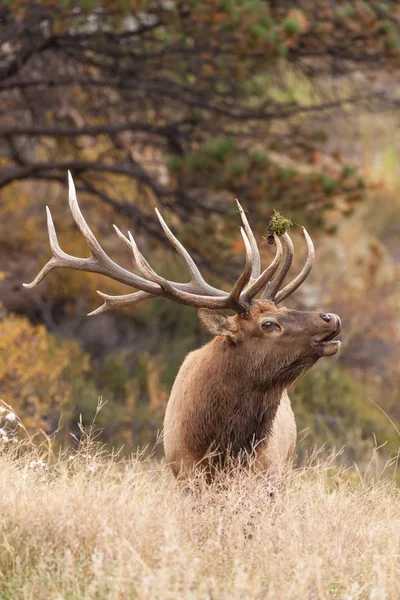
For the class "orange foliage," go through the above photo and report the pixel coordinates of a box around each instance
[0,313,90,433]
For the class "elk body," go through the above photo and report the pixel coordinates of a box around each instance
[24,173,341,480]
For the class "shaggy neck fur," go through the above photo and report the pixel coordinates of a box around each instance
[183,336,315,466]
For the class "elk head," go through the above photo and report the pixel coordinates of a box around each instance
[198,302,341,391]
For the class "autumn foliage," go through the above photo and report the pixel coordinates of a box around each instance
[0,313,89,433]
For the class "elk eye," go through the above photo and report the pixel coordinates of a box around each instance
[262,320,275,331]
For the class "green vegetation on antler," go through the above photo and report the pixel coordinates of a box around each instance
[268,209,293,238]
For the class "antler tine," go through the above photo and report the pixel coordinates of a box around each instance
[274,227,315,304]
[88,290,151,316]
[126,231,176,293]
[155,208,222,296]
[67,171,107,260]
[112,224,131,253]
[240,233,283,304]
[261,232,294,301]
[155,208,200,283]
[23,173,160,294]
[228,227,254,311]
[236,200,260,279]
[113,224,157,281]
[23,206,70,289]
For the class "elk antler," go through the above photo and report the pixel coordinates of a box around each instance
[23,173,314,314]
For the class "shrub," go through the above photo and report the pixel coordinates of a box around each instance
[0,313,90,434]
[292,362,400,465]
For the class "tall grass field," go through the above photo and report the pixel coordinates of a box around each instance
[0,408,399,600]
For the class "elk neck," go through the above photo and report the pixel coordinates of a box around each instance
[188,336,287,461]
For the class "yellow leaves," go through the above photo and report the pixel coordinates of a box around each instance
[0,183,44,252]
[0,313,90,434]
[80,133,113,162]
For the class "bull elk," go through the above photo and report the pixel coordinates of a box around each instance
[24,173,341,480]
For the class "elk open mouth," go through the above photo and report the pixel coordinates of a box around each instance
[312,316,341,357]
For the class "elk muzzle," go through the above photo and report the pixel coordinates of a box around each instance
[312,313,341,357]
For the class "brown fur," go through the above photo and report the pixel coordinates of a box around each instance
[164,301,340,479]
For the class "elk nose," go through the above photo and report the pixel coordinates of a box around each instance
[320,313,332,323]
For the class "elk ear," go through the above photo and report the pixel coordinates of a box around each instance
[198,309,239,341]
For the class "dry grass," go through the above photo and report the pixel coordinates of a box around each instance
[0,430,399,600]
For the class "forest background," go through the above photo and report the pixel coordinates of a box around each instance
[1,0,400,467]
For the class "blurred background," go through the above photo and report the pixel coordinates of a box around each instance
[0,0,399,466]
